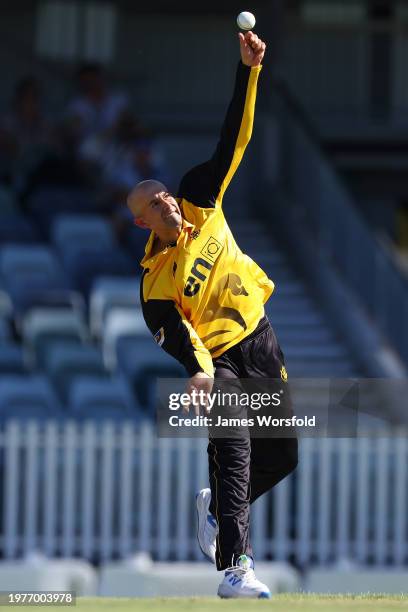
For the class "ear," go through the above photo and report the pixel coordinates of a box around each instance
[134,217,149,229]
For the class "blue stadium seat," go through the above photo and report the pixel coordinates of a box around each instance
[0,215,40,244]
[116,336,184,407]
[63,249,135,297]
[102,307,148,369]
[14,290,86,316]
[0,186,17,215]
[0,290,13,341]
[22,308,90,368]
[52,214,115,254]
[44,343,108,402]
[27,187,97,236]
[0,375,62,421]
[0,317,11,343]
[89,276,141,338]
[68,375,138,421]
[0,244,63,281]
[0,244,68,314]
[123,223,149,262]
[0,344,27,374]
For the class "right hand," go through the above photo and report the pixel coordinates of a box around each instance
[184,372,214,415]
[239,31,266,67]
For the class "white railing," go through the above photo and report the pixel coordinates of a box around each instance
[1,420,407,567]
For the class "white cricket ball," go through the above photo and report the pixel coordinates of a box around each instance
[237,11,256,31]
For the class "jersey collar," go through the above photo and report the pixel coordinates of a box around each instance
[140,218,195,269]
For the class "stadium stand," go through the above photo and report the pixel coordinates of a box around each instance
[0,214,39,244]
[0,186,17,214]
[0,375,62,421]
[26,187,97,235]
[44,343,108,403]
[0,343,27,374]
[102,307,147,370]
[22,307,89,368]
[68,375,137,421]
[89,277,140,339]
[230,221,362,379]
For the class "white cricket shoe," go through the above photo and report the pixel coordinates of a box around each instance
[217,554,271,599]
[196,488,217,563]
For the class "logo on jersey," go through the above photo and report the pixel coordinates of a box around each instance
[184,258,213,297]
[153,327,165,347]
[201,236,223,264]
[190,229,201,240]
[183,237,223,297]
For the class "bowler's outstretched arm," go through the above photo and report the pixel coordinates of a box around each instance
[178,31,266,209]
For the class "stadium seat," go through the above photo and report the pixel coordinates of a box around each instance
[0,344,27,374]
[102,307,148,369]
[63,249,135,297]
[0,317,11,343]
[14,290,86,315]
[0,289,13,339]
[68,375,138,421]
[89,276,141,338]
[0,244,68,314]
[116,336,184,408]
[27,187,97,236]
[0,375,62,421]
[0,214,40,244]
[22,308,90,368]
[0,244,62,279]
[52,214,115,254]
[44,343,108,402]
[0,186,17,215]
[124,224,149,262]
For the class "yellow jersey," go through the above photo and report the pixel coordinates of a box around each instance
[140,62,274,377]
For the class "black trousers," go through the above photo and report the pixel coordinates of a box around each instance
[208,316,298,570]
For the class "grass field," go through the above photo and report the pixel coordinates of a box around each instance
[3,595,406,612]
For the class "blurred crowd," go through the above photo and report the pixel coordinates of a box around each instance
[0,63,170,235]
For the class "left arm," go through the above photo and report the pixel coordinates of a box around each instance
[178,31,266,209]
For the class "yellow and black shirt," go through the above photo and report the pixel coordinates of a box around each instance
[140,61,274,377]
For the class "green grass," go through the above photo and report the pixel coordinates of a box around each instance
[3,594,407,612]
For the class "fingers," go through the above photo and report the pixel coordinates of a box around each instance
[183,376,213,415]
[238,32,249,51]
[244,31,265,54]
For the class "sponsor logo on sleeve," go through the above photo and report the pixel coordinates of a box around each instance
[153,327,165,347]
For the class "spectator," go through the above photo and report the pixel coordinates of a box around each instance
[79,109,170,205]
[66,62,129,145]
[0,76,52,186]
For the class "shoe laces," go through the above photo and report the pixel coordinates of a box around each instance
[226,566,257,584]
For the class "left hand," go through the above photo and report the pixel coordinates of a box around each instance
[184,372,214,416]
[238,31,266,67]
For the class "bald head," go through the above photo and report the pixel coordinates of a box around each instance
[126,179,183,239]
[127,179,168,218]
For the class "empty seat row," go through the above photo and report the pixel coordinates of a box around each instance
[0,374,139,421]
[0,240,138,312]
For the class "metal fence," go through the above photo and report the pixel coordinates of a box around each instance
[1,420,408,568]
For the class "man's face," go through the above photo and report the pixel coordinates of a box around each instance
[129,183,183,234]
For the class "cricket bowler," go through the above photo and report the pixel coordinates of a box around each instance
[127,30,298,599]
